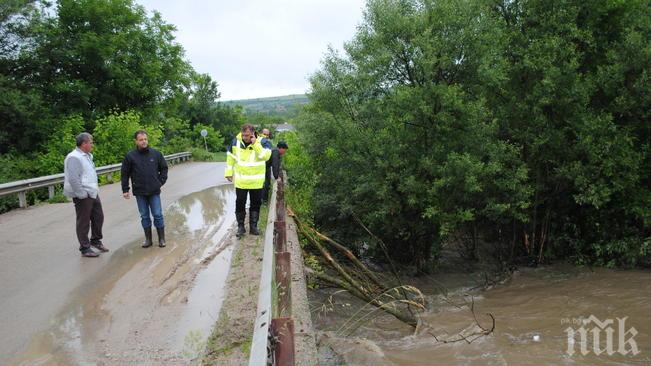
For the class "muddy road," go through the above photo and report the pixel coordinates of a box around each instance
[0,162,237,365]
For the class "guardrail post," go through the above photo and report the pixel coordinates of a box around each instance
[48,186,55,200]
[18,192,27,208]
[106,172,113,183]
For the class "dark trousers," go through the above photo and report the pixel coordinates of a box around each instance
[262,166,271,202]
[236,188,263,214]
[73,195,104,251]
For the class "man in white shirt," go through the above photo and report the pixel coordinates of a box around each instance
[63,132,108,257]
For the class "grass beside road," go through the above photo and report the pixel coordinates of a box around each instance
[190,148,226,162]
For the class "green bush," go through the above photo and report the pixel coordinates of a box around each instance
[38,115,85,175]
[280,131,316,224]
[93,110,162,166]
[190,148,218,161]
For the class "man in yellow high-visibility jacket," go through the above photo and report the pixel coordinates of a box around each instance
[225,124,272,237]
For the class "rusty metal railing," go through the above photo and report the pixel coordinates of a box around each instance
[249,172,295,365]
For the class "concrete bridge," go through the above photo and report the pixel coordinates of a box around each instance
[0,160,316,365]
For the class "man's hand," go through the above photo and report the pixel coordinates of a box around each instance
[226,176,233,182]
[250,135,256,145]
[123,192,130,199]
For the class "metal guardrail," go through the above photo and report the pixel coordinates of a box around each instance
[0,151,192,208]
[249,179,278,366]
[249,173,295,365]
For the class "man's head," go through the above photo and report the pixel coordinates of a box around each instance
[241,124,255,143]
[261,128,271,138]
[277,140,288,156]
[134,130,149,150]
[76,132,94,153]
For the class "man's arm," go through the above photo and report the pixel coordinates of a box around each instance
[66,157,88,198]
[158,151,168,185]
[120,154,131,196]
[252,139,271,161]
[225,141,236,181]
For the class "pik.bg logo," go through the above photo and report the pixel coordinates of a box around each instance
[563,315,641,356]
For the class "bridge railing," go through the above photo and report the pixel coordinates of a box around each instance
[0,151,192,208]
[249,172,296,365]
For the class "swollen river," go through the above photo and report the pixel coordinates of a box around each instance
[311,265,651,365]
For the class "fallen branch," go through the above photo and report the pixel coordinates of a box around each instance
[305,267,418,327]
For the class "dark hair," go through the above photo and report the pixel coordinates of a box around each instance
[277,141,288,149]
[241,124,255,133]
[76,132,93,147]
[134,130,148,139]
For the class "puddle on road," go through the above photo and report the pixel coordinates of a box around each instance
[10,184,237,365]
[175,245,234,352]
[165,184,237,354]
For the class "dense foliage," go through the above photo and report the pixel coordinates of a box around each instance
[288,0,650,270]
[0,0,245,211]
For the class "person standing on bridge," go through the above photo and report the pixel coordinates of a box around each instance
[260,127,273,203]
[225,124,271,237]
[121,130,169,248]
[270,140,289,181]
[64,132,109,257]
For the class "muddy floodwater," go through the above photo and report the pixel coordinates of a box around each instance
[312,265,651,365]
[9,185,236,365]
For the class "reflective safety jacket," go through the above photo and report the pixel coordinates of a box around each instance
[225,132,271,189]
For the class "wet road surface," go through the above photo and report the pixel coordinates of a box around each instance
[0,162,236,364]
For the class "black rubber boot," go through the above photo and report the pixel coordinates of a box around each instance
[156,227,166,247]
[142,227,153,248]
[249,210,260,235]
[236,211,246,237]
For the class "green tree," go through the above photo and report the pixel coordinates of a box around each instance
[292,0,650,271]
[0,0,51,153]
[179,72,221,127]
[27,0,190,120]
[298,0,531,272]
[488,0,650,265]
[92,110,161,165]
[38,115,85,174]
[192,123,223,152]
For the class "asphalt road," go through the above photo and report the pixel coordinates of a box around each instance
[0,161,229,364]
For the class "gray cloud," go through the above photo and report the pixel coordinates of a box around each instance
[136,0,366,100]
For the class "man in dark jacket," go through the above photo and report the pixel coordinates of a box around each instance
[270,140,288,180]
[260,128,273,203]
[121,130,169,248]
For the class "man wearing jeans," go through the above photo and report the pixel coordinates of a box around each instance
[64,132,109,257]
[121,130,169,248]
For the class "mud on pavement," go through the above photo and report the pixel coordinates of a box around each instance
[11,185,237,366]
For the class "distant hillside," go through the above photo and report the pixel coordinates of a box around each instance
[221,94,309,117]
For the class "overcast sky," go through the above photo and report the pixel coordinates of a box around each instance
[135,0,366,101]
